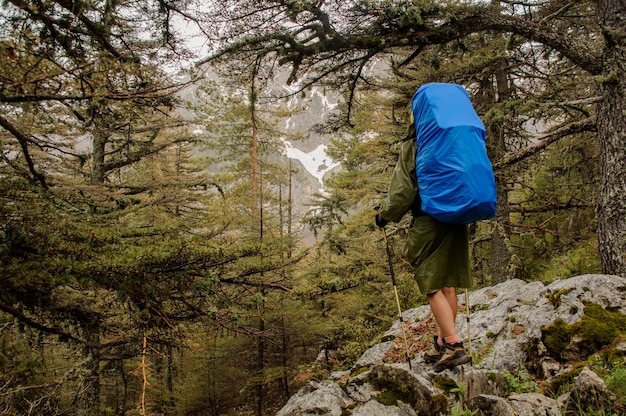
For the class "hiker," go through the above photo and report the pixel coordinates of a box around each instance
[375,122,473,372]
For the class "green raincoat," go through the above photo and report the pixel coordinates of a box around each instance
[379,128,472,295]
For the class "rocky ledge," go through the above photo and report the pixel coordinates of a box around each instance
[277,274,626,415]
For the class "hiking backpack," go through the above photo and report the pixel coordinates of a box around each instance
[411,83,497,224]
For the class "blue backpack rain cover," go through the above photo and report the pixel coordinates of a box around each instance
[411,83,496,224]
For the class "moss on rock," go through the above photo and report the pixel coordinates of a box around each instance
[541,301,626,362]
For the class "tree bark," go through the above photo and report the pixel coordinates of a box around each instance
[487,57,515,284]
[594,0,626,277]
[91,130,106,184]
[256,297,265,416]
[76,323,101,416]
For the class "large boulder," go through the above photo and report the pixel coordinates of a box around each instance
[275,380,353,416]
[275,275,626,415]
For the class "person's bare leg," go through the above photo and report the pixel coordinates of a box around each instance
[427,288,471,370]
[441,287,458,321]
[440,287,462,344]
[428,287,460,345]
[427,290,458,342]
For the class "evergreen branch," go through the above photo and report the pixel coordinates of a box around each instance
[217,252,309,292]
[306,274,381,300]
[101,137,192,173]
[204,3,603,89]
[344,48,381,127]
[54,0,123,58]
[508,200,590,213]
[506,220,559,236]
[479,13,603,75]
[0,85,192,103]
[1,380,64,392]
[493,116,596,169]
[0,114,48,188]
[7,0,123,59]
[0,302,80,342]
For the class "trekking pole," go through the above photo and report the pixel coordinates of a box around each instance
[376,208,412,370]
[465,288,472,364]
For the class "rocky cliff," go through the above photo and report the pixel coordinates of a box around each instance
[277,275,626,415]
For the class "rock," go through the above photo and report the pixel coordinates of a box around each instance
[345,369,378,403]
[354,341,395,368]
[540,357,562,381]
[552,274,626,314]
[468,394,517,416]
[330,369,351,381]
[458,274,626,371]
[428,368,508,400]
[465,369,509,398]
[613,335,626,353]
[384,305,432,339]
[347,382,380,404]
[316,349,339,370]
[275,275,626,416]
[561,334,593,363]
[275,380,353,416]
[564,367,611,415]
[508,393,559,415]
[468,392,560,415]
[351,399,418,416]
[364,364,445,416]
[457,279,556,370]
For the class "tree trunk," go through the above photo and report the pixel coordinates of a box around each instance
[256,296,265,416]
[250,59,261,227]
[491,186,513,284]
[288,159,293,243]
[477,55,514,284]
[76,324,101,416]
[490,59,515,284]
[280,314,290,398]
[91,130,106,184]
[595,0,626,277]
[166,345,175,408]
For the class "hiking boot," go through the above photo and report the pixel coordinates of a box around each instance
[423,336,445,364]
[433,341,472,372]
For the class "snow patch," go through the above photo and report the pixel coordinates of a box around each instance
[283,139,340,193]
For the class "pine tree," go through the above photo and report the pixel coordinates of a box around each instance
[199,0,626,278]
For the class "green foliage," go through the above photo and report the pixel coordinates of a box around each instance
[546,362,587,397]
[376,389,400,406]
[542,302,626,363]
[537,239,601,284]
[449,381,468,402]
[546,288,575,308]
[551,352,626,415]
[0,323,64,413]
[502,368,539,396]
[574,303,626,350]
[349,366,370,378]
[512,130,600,283]
[433,374,459,394]
[605,365,626,410]
[371,377,414,407]
[441,406,478,416]
[335,313,391,366]
[542,318,575,362]
[1,0,622,414]
[0,57,310,413]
